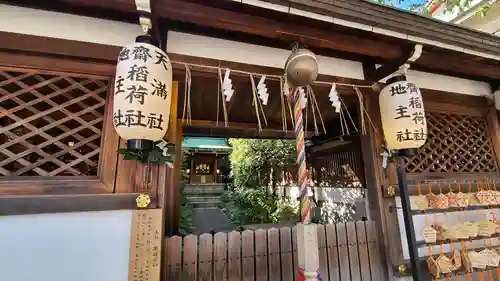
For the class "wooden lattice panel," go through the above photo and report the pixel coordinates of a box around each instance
[0,70,109,176]
[313,148,365,187]
[405,111,498,173]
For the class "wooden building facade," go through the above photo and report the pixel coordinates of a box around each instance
[2,1,500,281]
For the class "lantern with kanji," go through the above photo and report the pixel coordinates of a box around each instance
[379,75,427,150]
[113,35,172,151]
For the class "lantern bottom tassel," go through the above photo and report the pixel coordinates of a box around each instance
[297,268,323,281]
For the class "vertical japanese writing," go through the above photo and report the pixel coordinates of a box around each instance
[396,129,414,142]
[155,50,170,71]
[131,45,153,62]
[127,65,149,82]
[408,97,422,108]
[412,112,425,125]
[407,82,419,95]
[115,76,125,95]
[126,85,148,105]
[129,210,162,281]
[390,84,407,96]
[151,78,169,99]
[114,110,165,130]
[394,105,411,119]
[118,47,130,62]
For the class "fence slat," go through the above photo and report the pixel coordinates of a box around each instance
[166,236,182,281]
[199,234,213,281]
[292,225,299,280]
[242,230,255,281]
[356,222,372,281]
[255,229,268,281]
[214,233,228,281]
[317,224,329,281]
[228,231,242,281]
[182,235,198,281]
[366,221,383,281]
[325,224,339,281]
[336,223,351,281]
[347,222,361,281]
[280,227,294,281]
[268,228,281,281]
[164,221,384,281]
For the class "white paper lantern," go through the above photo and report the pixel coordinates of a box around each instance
[379,76,427,150]
[113,41,172,143]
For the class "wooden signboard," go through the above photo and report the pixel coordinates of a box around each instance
[128,209,163,281]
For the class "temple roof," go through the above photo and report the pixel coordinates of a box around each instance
[182,137,231,152]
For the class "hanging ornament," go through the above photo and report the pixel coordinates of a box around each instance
[284,47,318,88]
[379,74,427,150]
[113,35,172,152]
[328,83,341,113]
[222,68,234,102]
[257,75,269,105]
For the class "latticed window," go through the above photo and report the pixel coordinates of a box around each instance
[0,69,109,176]
[313,147,365,187]
[405,111,498,173]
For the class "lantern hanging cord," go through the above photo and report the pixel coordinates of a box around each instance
[170,60,374,88]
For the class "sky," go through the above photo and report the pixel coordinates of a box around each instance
[395,0,428,10]
[374,0,429,11]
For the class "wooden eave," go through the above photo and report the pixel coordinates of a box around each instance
[7,0,500,83]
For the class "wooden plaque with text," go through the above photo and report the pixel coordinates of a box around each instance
[128,209,163,281]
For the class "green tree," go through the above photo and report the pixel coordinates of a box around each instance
[229,139,297,191]
[220,139,299,227]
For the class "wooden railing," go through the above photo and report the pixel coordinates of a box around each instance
[164,221,384,281]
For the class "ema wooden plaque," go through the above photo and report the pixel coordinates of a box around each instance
[128,209,163,281]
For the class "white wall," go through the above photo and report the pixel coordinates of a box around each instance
[0,210,132,281]
[0,4,141,46]
[0,4,492,96]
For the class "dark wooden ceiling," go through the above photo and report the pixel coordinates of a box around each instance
[174,68,361,139]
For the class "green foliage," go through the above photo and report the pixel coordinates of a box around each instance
[229,139,296,187]
[178,175,194,236]
[117,142,174,165]
[316,203,356,224]
[220,187,299,228]
[371,0,497,17]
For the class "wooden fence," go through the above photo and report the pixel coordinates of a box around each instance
[164,221,384,281]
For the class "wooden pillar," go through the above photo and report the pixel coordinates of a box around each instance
[358,91,391,280]
[486,106,500,169]
[159,81,182,236]
[166,120,182,235]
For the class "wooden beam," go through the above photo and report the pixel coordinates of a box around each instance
[183,119,316,139]
[169,53,371,88]
[0,177,108,195]
[53,0,402,60]
[0,193,150,215]
[363,44,416,82]
[0,31,120,62]
[0,51,115,77]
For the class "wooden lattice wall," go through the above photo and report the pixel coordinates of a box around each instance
[405,111,498,174]
[312,144,366,187]
[0,69,109,177]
